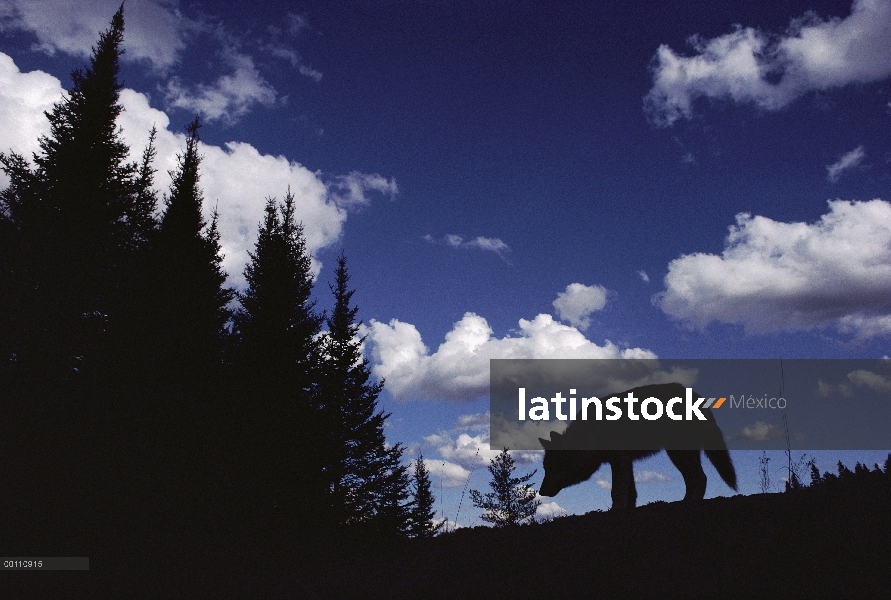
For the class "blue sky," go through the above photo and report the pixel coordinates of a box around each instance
[1,0,890,524]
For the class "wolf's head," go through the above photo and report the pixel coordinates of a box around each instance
[538,431,605,497]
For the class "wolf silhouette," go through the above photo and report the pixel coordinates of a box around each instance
[538,382,736,510]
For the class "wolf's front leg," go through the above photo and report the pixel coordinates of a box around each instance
[609,457,636,510]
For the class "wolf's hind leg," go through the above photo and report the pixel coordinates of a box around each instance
[667,450,706,501]
[610,457,636,510]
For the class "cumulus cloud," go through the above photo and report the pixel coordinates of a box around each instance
[408,456,470,489]
[656,199,891,339]
[328,171,398,209]
[0,53,392,286]
[115,88,347,284]
[826,146,866,182]
[552,283,608,331]
[646,0,891,125]
[164,50,277,124]
[362,312,655,402]
[424,431,540,469]
[535,497,567,520]
[819,367,891,397]
[846,369,891,394]
[638,270,650,283]
[427,432,501,467]
[0,0,187,71]
[0,52,57,177]
[423,234,510,258]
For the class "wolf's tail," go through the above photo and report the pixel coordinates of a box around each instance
[703,415,737,490]
[705,448,737,490]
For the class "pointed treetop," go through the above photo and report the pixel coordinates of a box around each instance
[161,117,205,237]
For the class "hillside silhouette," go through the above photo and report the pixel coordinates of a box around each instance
[8,481,888,598]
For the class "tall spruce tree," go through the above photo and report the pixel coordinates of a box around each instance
[155,117,233,382]
[146,118,233,528]
[320,252,410,535]
[408,453,440,538]
[0,5,162,550]
[234,191,325,532]
[0,4,151,378]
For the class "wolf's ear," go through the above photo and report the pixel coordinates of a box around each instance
[539,437,551,450]
[550,431,563,442]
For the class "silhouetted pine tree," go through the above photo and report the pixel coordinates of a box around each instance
[470,448,540,527]
[0,5,163,552]
[0,4,146,378]
[155,118,233,382]
[407,453,440,538]
[145,117,234,530]
[319,252,409,535]
[233,191,325,534]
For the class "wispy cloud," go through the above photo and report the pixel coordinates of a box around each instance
[423,234,510,258]
[328,171,398,209]
[262,12,322,81]
[826,145,866,182]
[727,421,802,442]
[452,412,490,431]
[0,1,322,122]
[646,0,891,125]
[0,0,188,71]
[164,49,277,124]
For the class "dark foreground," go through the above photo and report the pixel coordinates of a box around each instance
[6,486,890,598]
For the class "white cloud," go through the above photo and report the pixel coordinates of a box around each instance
[164,50,277,124]
[0,0,187,71]
[0,54,391,287]
[634,470,672,484]
[409,457,470,489]
[847,369,891,393]
[826,145,866,182]
[328,171,398,209]
[646,0,891,125]
[362,311,655,402]
[430,433,500,468]
[656,199,891,339]
[262,12,321,81]
[424,234,510,258]
[433,516,462,532]
[452,412,490,431]
[535,497,567,520]
[552,283,608,331]
[638,270,650,283]
[593,470,673,490]
[0,52,58,178]
[298,65,323,82]
[116,88,346,284]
